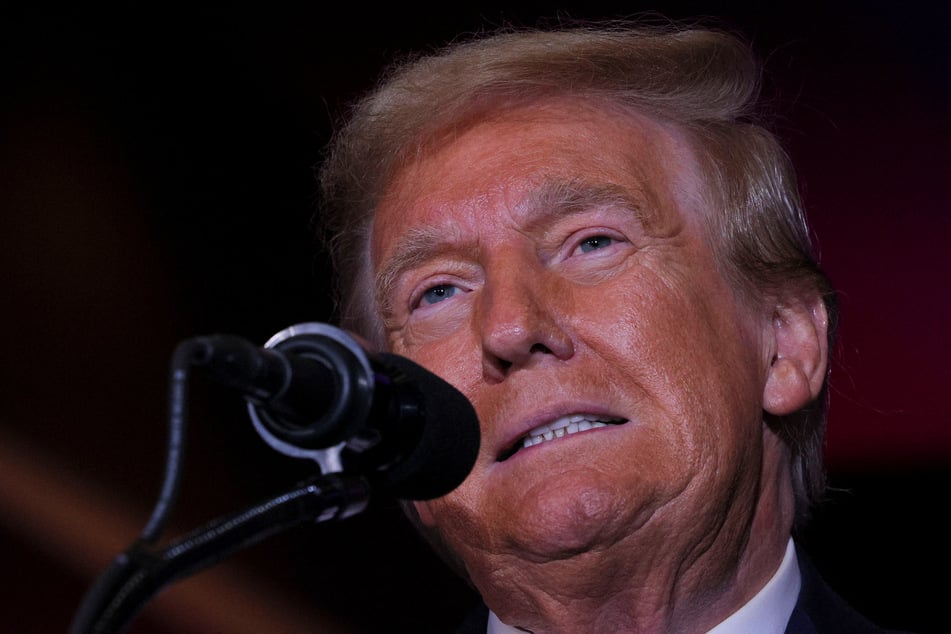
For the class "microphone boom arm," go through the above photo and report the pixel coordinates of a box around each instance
[68,473,370,634]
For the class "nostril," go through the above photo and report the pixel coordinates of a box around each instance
[529,343,553,354]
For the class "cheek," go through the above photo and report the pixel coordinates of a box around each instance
[391,314,470,372]
[413,478,495,554]
[394,336,483,402]
[595,265,762,433]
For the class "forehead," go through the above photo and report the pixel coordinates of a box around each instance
[371,98,702,259]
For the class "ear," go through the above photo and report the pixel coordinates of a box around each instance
[763,296,830,416]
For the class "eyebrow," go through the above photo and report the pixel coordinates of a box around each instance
[374,178,650,317]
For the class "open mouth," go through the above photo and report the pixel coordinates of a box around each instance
[498,414,627,461]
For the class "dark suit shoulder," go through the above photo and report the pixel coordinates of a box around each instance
[454,603,489,634]
[789,547,918,634]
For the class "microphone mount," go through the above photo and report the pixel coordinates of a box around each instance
[246,322,408,477]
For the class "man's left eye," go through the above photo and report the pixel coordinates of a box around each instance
[577,235,614,253]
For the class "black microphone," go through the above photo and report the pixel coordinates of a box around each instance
[183,322,480,500]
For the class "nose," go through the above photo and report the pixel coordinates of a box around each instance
[477,260,574,382]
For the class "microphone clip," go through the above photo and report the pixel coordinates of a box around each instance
[247,322,374,475]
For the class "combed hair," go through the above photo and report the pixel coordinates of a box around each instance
[317,21,838,530]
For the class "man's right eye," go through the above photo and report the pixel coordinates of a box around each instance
[420,284,459,306]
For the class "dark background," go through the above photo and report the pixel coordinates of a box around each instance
[1,3,948,633]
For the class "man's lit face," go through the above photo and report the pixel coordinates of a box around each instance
[370,99,771,580]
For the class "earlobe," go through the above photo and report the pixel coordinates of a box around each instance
[763,297,829,416]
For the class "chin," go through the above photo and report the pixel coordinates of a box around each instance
[493,480,633,561]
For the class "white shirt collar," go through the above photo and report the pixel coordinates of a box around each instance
[487,539,801,634]
[706,538,800,634]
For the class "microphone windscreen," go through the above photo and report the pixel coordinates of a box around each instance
[374,353,480,500]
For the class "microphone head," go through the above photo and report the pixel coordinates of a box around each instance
[373,353,480,500]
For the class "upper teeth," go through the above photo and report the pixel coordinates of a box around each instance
[521,414,623,449]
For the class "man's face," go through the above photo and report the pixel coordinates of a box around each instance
[370,99,773,584]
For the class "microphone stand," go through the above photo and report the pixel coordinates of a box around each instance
[68,473,370,634]
[68,339,372,634]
